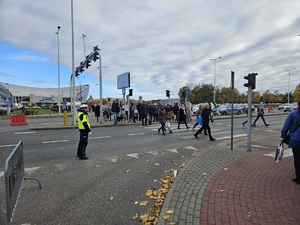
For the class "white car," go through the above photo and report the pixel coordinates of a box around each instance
[192,104,202,114]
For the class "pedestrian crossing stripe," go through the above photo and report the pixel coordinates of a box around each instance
[264,148,293,158]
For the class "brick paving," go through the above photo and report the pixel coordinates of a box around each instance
[157,136,300,225]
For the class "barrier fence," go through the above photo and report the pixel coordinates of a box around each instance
[4,141,41,224]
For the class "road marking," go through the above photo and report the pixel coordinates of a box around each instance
[128,133,145,136]
[147,151,159,155]
[0,166,42,178]
[127,153,139,159]
[107,156,118,163]
[14,131,36,135]
[264,148,293,158]
[0,144,17,148]
[43,140,69,144]
[184,146,198,151]
[167,149,178,153]
[217,134,247,140]
[89,136,110,140]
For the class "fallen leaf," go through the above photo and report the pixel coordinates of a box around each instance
[139,201,148,206]
[134,201,139,205]
[163,215,170,220]
[166,209,174,214]
[224,168,228,171]
[126,169,131,173]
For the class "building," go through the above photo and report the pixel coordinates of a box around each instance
[0,82,90,107]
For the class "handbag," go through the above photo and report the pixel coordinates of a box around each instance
[197,115,203,126]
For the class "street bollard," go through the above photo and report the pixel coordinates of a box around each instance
[64,110,68,126]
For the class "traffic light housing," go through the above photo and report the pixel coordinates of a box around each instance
[75,67,80,77]
[244,73,257,90]
[166,90,170,97]
[129,89,133,96]
[85,55,91,69]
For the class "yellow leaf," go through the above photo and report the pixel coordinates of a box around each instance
[163,215,170,220]
[166,210,174,215]
[153,179,157,182]
[146,189,153,196]
[139,201,148,206]
[134,201,139,205]
[169,222,176,225]
[132,215,139,220]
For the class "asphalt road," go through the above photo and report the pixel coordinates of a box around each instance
[0,113,288,225]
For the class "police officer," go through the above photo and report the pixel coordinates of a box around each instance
[77,104,91,160]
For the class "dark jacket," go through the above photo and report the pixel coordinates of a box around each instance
[201,107,211,126]
[158,107,166,123]
[178,108,186,121]
[95,105,100,117]
[112,102,120,113]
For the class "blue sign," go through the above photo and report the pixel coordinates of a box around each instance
[4,98,10,103]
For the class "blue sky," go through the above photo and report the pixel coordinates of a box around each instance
[0,0,300,101]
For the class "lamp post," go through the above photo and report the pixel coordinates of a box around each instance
[82,34,87,58]
[56,26,61,114]
[6,83,10,115]
[71,0,76,125]
[210,56,222,103]
[287,68,296,104]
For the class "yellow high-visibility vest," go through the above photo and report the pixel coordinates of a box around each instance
[77,112,90,130]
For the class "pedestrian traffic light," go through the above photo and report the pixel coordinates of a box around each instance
[166,90,170,97]
[75,67,80,77]
[244,73,257,90]
[129,89,133,96]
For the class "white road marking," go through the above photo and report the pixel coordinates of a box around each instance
[127,153,139,159]
[147,151,159,156]
[184,146,198,151]
[167,149,178,153]
[128,133,145,136]
[264,148,293,158]
[0,166,42,178]
[43,140,69,144]
[107,156,118,163]
[14,131,36,135]
[217,134,247,140]
[0,144,17,148]
[251,144,269,149]
[89,136,110,140]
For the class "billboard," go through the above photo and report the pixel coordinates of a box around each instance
[117,72,130,89]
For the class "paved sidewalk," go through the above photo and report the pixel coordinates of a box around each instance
[157,133,300,225]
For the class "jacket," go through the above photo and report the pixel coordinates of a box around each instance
[281,110,300,148]
[77,111,91,132]
[158,107,166,123]
[201,107,210,126]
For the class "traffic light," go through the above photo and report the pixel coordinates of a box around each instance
[129,89,133,96]
[75,67,80,77]
[244,73,257,90]
[93,51,99,62]
[79,62,85,73]
[85,56,91,69]
[166,90,170,97]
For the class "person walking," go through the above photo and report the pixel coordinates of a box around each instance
[158,104,167,135]
[253,102,269,127]
[76,105,91,160]
[140,101,148,126]
[152,103,159,122]
[193,105,202,130]
[165,104,173,133]
[94,104,100,122]
[242,106,254,127]
[112,100,120,125]
[178,103,190,129]
[194,103,215,141]
[281,99,300,184]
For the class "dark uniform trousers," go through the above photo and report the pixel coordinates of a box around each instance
[77,130,89,157]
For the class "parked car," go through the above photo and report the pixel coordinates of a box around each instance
[212,103,245,115]
[283,103,297,112]
[278,103,289,110]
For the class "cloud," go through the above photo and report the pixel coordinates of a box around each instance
[0,0,300,100]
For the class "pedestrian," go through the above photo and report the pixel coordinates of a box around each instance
[281,99,300,184]
[253,102,269,127]
[178,103,190,129]
[94,104,100,122]
[76,104,91,160]
[140,101,148,126]
[173,103,179,122]
[165,104,173,133]
[242,106,254,127]
[112,100,120,125]
[194,103,215,141]
[147,103,153,125]
[158,104,167,135]
[152,103,159,122]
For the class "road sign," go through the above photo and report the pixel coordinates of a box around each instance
[4,98,10,103]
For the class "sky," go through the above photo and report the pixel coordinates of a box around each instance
[0,0,300,101]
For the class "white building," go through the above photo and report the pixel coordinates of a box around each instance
[0,82,89,107]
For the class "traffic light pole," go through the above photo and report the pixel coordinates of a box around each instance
[246,86,252,152]
[98,50,103,124]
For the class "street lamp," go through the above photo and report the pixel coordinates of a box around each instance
[82,34,87,58]
[56,26,61,114]
[210,56,222,103]
[287,68,296,104]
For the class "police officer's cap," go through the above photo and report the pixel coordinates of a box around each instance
[79,104,88,109]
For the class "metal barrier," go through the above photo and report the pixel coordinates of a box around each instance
[4,141,41,224]
[10,115,28,126]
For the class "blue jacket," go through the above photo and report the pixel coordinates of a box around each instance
[281,110,300,148]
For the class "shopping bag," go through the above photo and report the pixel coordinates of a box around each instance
[275,143,284,163]
[197,115,203,126]
[165,120,170,128]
